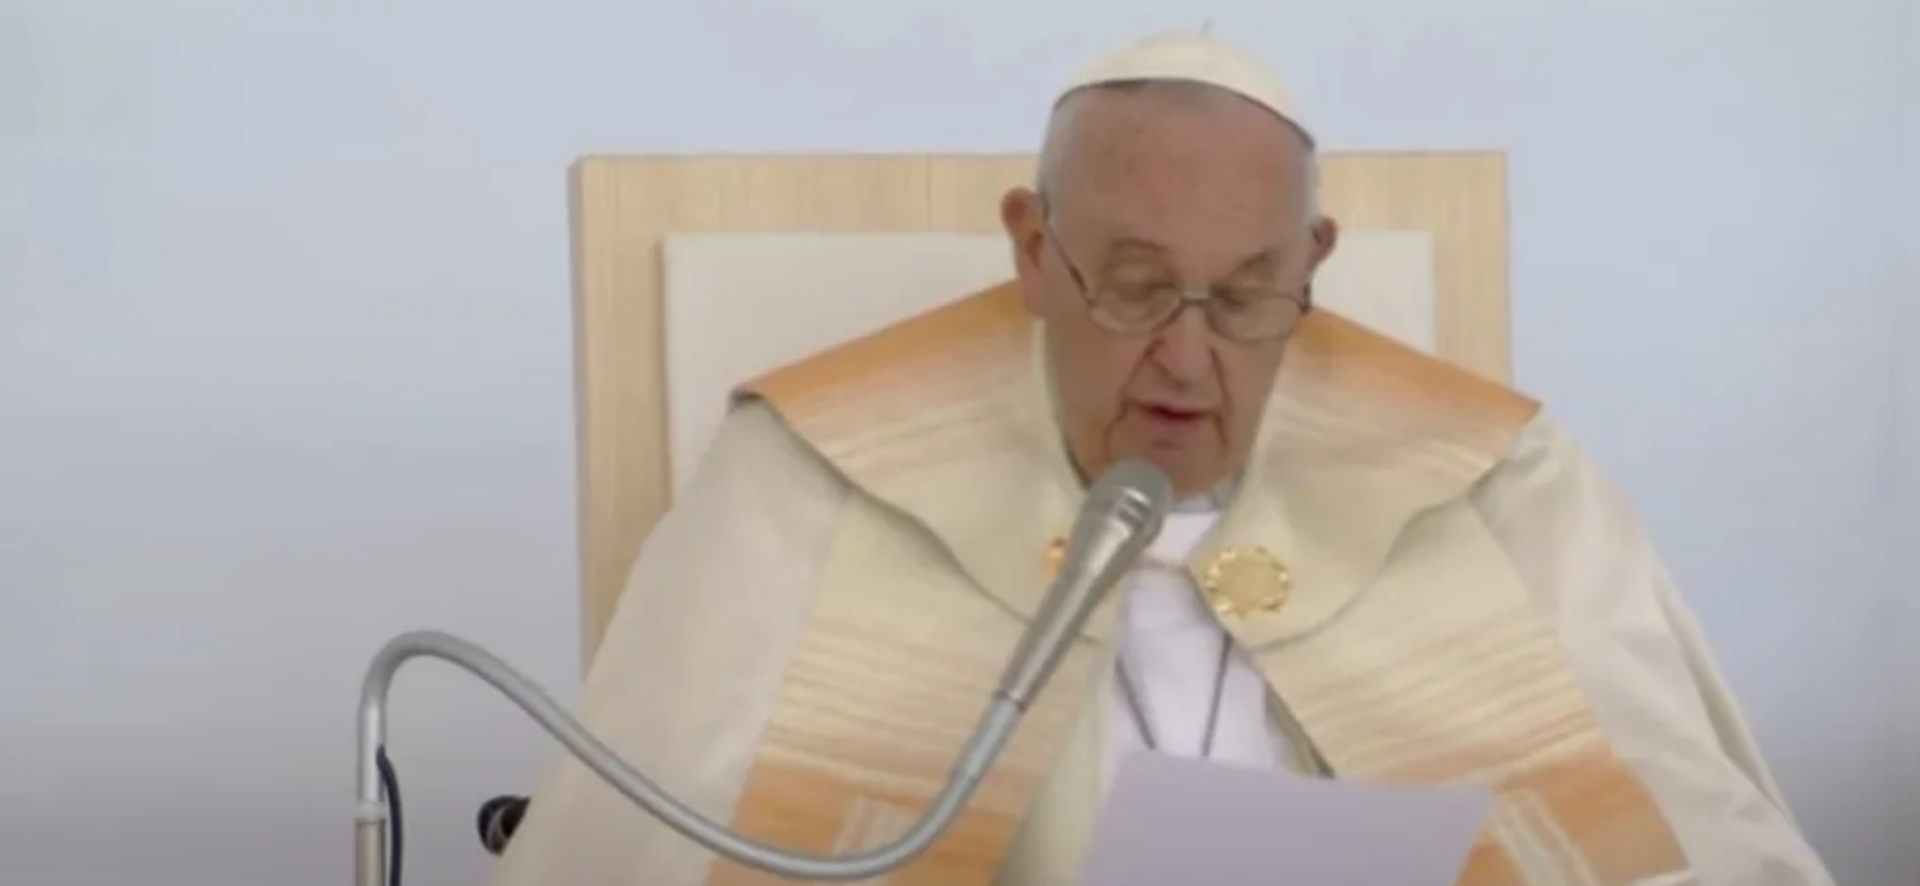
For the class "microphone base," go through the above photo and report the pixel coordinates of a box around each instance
[355,816,387,886]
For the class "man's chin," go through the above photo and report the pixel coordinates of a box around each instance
[1131,452,1227,503]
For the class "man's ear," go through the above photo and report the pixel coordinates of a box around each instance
[1306,215,1341,273]
[999,187,1049,315]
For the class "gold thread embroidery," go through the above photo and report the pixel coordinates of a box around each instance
[1199,546,1291,618]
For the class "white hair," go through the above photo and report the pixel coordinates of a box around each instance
[1034,78,1322,224]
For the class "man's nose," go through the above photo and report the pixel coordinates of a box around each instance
[1149,305,1214,383]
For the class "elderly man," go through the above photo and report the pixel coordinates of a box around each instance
[490,32,1832,886]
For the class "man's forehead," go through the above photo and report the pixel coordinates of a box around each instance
[1049,102,1314,240]
[1054,32,1315,148]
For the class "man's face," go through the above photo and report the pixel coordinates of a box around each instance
[1002,88,1339,499]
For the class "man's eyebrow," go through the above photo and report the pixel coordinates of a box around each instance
[1100,236,1287,273]
[1101,235,1172,255]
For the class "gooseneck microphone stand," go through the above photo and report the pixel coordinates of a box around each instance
[355,631,1023,885]
[355,460,1170,886]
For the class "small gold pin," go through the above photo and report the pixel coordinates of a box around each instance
[1199,546,1291,618]
[1043,537,1067,584]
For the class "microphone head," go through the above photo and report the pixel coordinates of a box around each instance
[1084,458,1174,533]
[1061,459,1173,593]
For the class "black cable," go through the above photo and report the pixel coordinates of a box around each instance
[376,745,403,886]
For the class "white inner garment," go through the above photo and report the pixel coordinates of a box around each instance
[1099,506,1291,795]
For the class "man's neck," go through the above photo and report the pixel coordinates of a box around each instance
[1171,475,1239,514]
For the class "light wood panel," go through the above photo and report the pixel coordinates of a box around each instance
[568,152,1510,669]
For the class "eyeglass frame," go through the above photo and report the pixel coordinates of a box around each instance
[1037,206,1316,345]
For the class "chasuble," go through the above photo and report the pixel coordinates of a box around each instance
[488,283,1832,886]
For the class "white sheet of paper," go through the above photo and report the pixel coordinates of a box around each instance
[1077,752,1492,886]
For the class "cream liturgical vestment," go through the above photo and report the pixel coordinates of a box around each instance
[489,284,1835,886]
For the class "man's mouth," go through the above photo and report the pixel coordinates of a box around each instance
[1141,403,1210,425]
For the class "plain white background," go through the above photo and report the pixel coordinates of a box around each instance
[1,1,1912,884]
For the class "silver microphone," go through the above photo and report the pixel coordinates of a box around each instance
[353,459,1171,885]
[994,458,1173,708]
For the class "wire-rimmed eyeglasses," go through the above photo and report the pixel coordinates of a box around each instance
[1042,219,1313,344]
